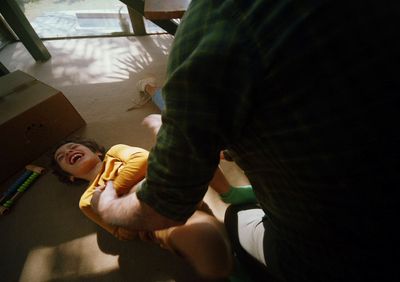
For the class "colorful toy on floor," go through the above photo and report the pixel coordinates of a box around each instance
[0,165,45,215]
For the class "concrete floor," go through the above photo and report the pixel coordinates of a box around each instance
[0,35,249,282]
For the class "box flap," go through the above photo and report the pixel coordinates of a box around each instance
[0,72,61,123]
[0,70,37,98]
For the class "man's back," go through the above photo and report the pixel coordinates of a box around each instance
[228,1,399,281]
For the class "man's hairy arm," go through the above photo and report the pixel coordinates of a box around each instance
[91,180,185,231]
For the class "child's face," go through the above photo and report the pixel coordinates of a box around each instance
[54,143,102,179]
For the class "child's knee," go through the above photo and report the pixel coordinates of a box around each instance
[192,223,233,278]
[170,214,233,278]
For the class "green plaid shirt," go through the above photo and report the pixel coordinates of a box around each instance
[137,0,399,280]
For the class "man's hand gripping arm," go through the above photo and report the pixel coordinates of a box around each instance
[91,180,185,231]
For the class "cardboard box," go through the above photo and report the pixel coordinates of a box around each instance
[0,70,86,183]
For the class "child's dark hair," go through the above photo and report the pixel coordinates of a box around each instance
[51,138,106,184]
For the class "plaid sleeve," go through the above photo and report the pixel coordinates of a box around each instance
[136,0,257,221]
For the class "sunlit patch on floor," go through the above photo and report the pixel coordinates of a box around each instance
[19,233,119,282]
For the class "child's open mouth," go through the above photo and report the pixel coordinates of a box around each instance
[69,153,83,165]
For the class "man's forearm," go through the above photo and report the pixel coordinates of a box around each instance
[94,183,184,231]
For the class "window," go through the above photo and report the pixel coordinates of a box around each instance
[16,0,164,39]
[0,16,12,50]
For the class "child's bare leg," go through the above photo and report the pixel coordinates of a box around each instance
[142,114,162,138]
[160,211,233,278]
[210,165,232,194]
[210,165,257,205]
